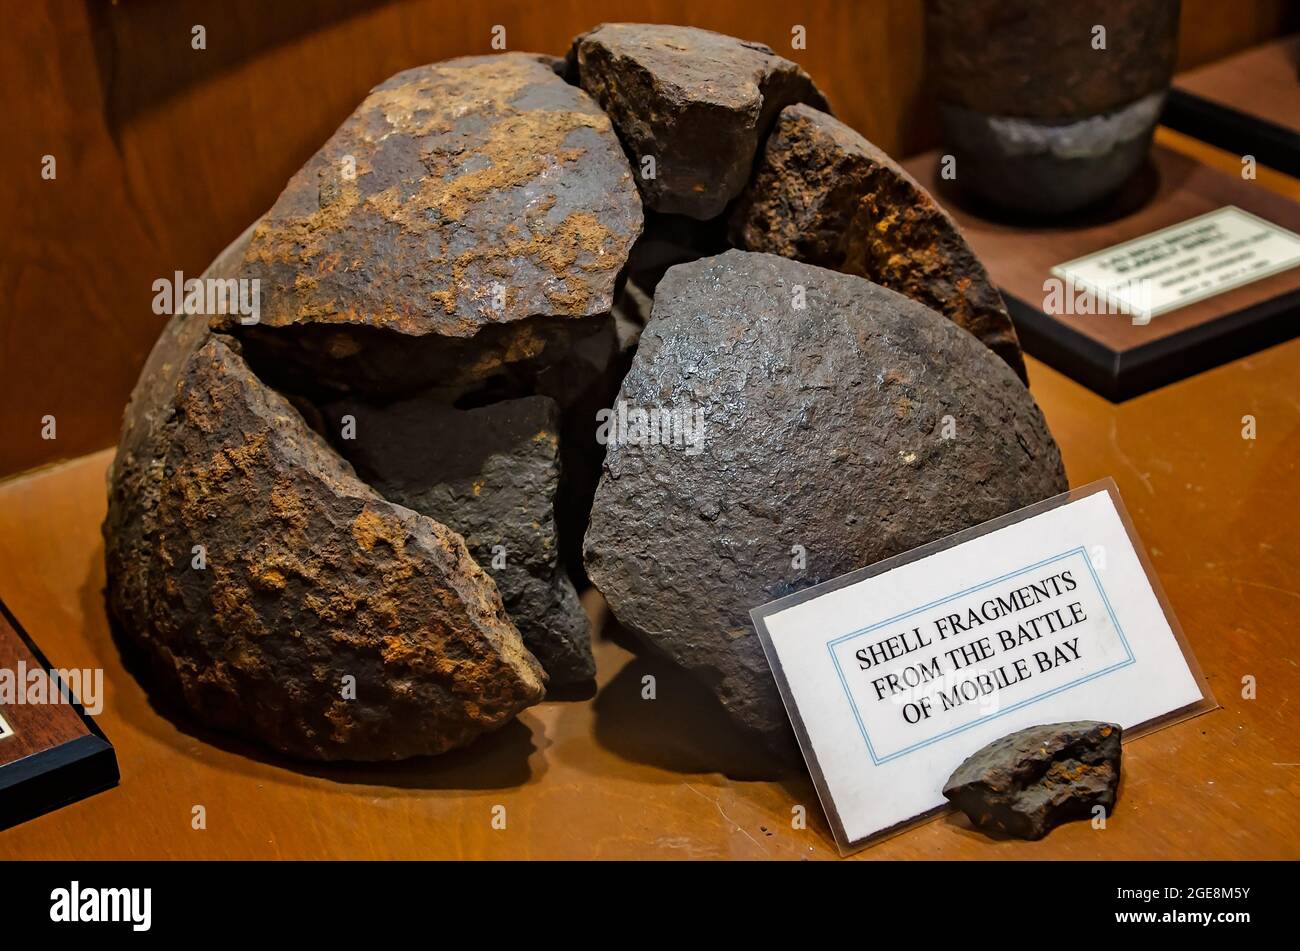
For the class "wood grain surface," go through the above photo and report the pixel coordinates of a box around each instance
[2,0,1295,478]
[1176,33,1300,130]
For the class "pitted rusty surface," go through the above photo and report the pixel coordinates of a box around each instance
[730,104,1026,382]
[927,0,1178,119]
[585,251,1064,749]
[104,334,546,760]
[944,721,1123,839]
[235,53,642,337]
[324,393,596,687]
[570,23,827,219]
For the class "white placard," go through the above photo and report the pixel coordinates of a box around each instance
[752,483,1210,852]
[1051,205,1300,321]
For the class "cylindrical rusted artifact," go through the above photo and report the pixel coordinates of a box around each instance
[926,0,1181,215]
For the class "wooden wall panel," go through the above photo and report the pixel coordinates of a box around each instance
[2,0,1294,477]
[1177,0,1296,69]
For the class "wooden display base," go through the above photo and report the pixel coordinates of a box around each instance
[903,143,1300,401]
[1164,35,1300,178]
[0,600,118,829]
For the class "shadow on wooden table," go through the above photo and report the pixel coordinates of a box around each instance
[585,641,839,850]
[586,618,795,784]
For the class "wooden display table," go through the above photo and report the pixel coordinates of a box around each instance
[1165,34,1300,177]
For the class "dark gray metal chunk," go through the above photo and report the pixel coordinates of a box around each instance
[570,24,827,219]
[584,250,1066,749]
[323,394,596,687]
[943,721,1123,839]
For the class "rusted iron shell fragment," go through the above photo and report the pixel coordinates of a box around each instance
[944,721,1123,839]
[584,251,1065,749]
[226,53,643,394]
[104,334,545,761]
[570,24,828,219]
[324,394,596,687]
[730,104,1026,381]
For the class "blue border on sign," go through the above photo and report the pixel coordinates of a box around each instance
[825,547,1136,766]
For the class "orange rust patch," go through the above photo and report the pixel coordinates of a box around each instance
[351,507,409,553]
[257,567,287,591]
[237,54,639,336]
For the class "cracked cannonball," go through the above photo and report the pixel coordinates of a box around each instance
[105,24,1060,762]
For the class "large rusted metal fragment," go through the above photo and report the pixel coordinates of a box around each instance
[225,52,642,393]
[729,104,1026,381]
[104,333,545,761]
[323,394,596,687]
[584,251,1065,750]
[569,24,828,219]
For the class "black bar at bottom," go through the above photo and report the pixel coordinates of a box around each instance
[0,858,1287,936]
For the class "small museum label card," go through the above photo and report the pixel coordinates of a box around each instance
[1051,206,1300,321]
[752,480,1213,853]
